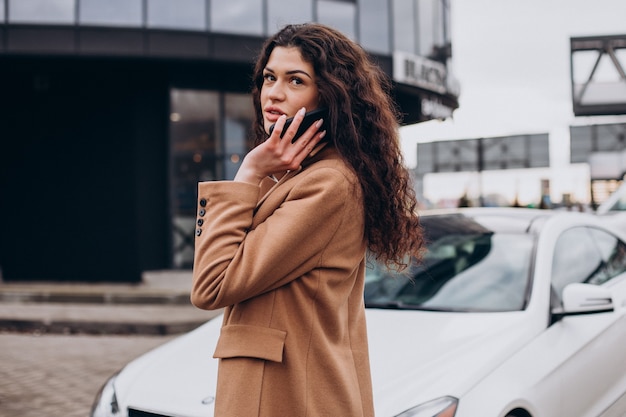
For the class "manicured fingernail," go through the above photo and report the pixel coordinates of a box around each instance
[298,107,306,116]
[315,119,324,128]
[319,130,327,139]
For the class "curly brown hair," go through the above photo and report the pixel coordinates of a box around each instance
[251,23,424,270]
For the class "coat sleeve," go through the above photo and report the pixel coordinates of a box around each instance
[190,167,357,310]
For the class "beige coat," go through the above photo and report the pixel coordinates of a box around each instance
[191,146,374,417]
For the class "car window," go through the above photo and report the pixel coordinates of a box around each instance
[551,227,616,301]
[365,214,534,312]
[587,227,626,285]
[608,190,626,212]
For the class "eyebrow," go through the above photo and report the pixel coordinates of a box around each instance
[264,67,313,80]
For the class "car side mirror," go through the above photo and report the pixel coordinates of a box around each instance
[552,283,614,320]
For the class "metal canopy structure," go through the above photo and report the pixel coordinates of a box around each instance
[571,34,626,116]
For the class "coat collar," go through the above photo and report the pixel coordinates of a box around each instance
[257,142,338,209]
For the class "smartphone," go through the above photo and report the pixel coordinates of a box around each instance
[269,107,328,143]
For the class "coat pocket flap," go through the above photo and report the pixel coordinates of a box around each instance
[213,324,287,363]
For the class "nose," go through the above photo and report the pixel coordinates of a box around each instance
[266,80,286,101]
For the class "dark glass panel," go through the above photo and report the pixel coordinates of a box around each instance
[147,0,205,31]
[211,0,263,35]
[10,0,74,24]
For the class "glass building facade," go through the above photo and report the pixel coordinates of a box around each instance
[2,0,451,56]
[0,0,458,281]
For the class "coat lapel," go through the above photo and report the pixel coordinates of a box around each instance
[255,170,299,210]
[253,142,333,224]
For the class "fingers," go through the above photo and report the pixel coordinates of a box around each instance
[291,128,326,168]
[290,111,323,144]
[268,107,307,141]
[294,119,324,150]
[266,107,326,170]
[268,114,289,141]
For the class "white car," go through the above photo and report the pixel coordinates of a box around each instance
[597,180,626,234]
[91,208,626,417]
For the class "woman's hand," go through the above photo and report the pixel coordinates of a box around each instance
[234,107,326,185]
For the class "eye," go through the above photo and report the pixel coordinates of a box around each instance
[263,73,276,83]
[290,76,304,86]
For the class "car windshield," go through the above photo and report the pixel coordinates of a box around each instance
[364,213,535,312]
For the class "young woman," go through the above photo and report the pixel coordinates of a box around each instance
[191,23,424,417]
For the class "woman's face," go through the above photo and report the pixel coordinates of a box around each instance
[260,46,320,134]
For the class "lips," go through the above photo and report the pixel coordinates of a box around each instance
[264,107,287,123]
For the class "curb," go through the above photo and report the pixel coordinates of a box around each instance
[0,291,191,305]
[0,318,206,336]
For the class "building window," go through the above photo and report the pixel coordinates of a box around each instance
[317,0,356,41]
[391,0,448,56]
[224,93,256,179]
[168,89,254,268]
[417,0,446,58]
[392,0,416,54]
[169,89,220,268]
[211,0,263,35]
[79,0,142,27]
[267,0,312,34]
[9,0,74,24]
[359,0,391,54]
[147,0,206,31]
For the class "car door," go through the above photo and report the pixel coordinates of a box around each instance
[550,226,626,417]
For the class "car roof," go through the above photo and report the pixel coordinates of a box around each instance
[419,207,566,236]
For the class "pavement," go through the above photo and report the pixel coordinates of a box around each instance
[0,270,222,336]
